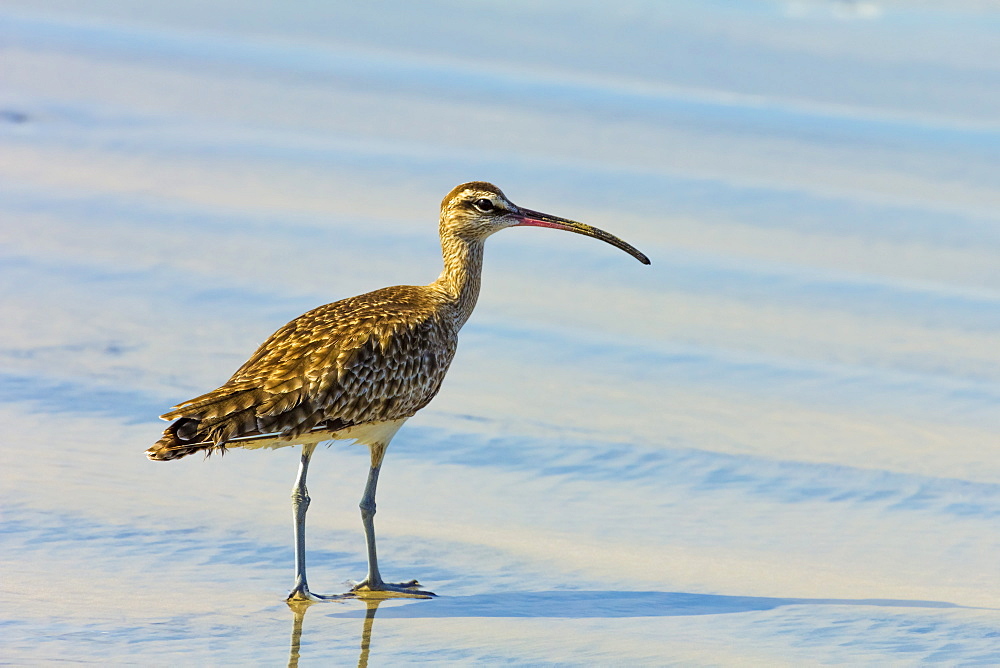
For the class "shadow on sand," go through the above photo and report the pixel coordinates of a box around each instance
[287,589,970,665]
[325,589,967,620]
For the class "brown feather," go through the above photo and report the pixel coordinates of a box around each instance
[147,181,647,463]
[147,285,458,461]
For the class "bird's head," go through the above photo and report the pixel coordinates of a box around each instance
[440,181,650,265]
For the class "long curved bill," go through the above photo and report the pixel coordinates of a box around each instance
[514,208,651,265]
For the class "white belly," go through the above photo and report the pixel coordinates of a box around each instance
[237,417,409,451]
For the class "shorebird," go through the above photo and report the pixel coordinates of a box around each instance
[147,181,649,601]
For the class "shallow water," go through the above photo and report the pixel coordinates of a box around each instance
[2,0,999,664]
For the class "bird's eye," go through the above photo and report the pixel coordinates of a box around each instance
[472,198,495,213]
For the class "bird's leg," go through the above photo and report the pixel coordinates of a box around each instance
[288,443,319,601]
[350,441,434,598]
[359,459,384,585]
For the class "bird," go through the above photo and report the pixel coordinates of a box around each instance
[146,181,650,601]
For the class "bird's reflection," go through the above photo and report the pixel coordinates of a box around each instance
[286,599,310,668]
[356,599,380,668]
[286,597,386,668]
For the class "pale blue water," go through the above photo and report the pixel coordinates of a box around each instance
[1,1,998,664]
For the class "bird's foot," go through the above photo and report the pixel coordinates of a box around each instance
[347,578,435,599]
[286,585,348,603]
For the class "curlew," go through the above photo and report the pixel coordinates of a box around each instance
[147,181,649,601]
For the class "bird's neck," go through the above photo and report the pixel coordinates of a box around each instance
[434,231,485,329]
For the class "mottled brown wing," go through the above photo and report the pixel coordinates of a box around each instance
[149,286,456,459]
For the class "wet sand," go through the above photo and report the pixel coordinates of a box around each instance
[1,1,999,663]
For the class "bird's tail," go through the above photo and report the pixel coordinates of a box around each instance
[147,385,262,461]
[146,385,349,461]
[146,417,220,461]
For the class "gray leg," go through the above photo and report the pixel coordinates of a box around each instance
[351,441,434,597]
[359,463,384,586]
[288,443,317,601]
